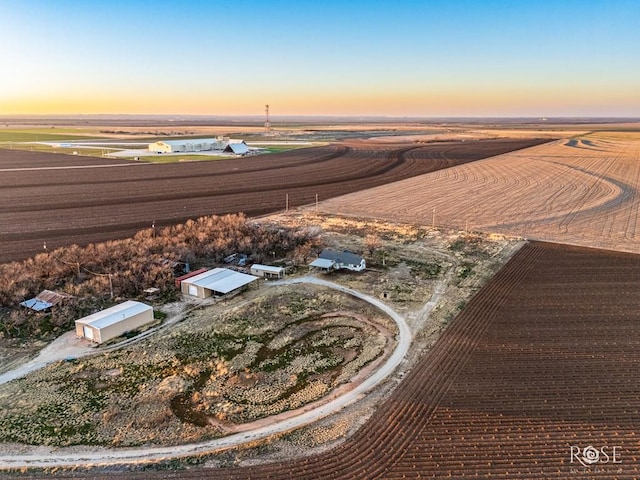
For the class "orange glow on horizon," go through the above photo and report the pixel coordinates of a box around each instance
[2,82,639,117]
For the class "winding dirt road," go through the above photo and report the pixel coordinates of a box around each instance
[0,277,415,469]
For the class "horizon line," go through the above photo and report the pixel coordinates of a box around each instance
[2,114,640,120]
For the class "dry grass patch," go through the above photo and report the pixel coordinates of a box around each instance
[0,284,393,448]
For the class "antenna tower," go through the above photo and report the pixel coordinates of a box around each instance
[264,104,271,133]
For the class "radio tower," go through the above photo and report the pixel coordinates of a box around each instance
[264,104,271,134]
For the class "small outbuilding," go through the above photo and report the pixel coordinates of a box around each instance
[174,268,209,288]
[310,249,366,272]
[250,264,285,279]
[20,290,73,312]
[75,300,154,344]
[180,268,258,298]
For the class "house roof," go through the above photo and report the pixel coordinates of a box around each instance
[75,301,152,330]
[319,249,364,265]
[183,268,257,294]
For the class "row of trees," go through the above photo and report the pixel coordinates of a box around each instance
[0,214,324,340]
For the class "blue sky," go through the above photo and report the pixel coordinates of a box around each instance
[1,0,639,116]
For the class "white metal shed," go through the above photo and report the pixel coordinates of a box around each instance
[180,268,258,298]
[75,300,154,344]
[250,264,285,279]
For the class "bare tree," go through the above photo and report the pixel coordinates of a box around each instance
[364,234,382,257]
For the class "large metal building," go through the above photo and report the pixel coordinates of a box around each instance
[148,138,248,154]
[75,300,154,344]
[180,268,258,298]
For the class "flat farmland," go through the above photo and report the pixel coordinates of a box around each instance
[0,138,546,264]
[32,241,640,479]
[319,133,640,254]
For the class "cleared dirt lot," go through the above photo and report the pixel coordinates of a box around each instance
[0,138,547,264]
[318,133,640,254]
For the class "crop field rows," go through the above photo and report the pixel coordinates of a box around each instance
[27,241,640,479]
[319,134,640,254]
[0,138,546,264]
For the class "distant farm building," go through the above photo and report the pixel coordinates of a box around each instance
[20,290,73,312]
[310,249,366,272]
[250,264,285,279]
[75,300,154,344]
[224,142,250,155]
[180,268,258,298]
[148,137,249,155]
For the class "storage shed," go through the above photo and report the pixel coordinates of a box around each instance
[75,300,154,344]
[20,290,73,312]
[250,264,285,279]
[180,268,258,298]
[174,268,209,288]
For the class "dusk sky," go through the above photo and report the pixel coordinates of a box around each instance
[1,0,639,117]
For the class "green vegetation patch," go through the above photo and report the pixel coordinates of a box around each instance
[0,129,90,142]
[0,285,393,447]
[261,145,311,154]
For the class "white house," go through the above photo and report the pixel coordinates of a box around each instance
[75,301,154,344]
[309,249,366,272]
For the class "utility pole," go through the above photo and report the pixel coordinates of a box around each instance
[315,193,319,212]
[265,104,271,133]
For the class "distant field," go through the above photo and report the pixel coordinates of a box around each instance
[138,146,309,163]
[0,129,95,142]
[139,154,234,163]
[0,137,548,264]
[319,132,640,254]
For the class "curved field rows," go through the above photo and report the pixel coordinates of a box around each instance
[0,138,546,263]
[27,242,640,479]
[319,134,640,254]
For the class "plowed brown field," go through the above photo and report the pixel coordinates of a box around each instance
[22,241,640,479]
[0,138,546,263]
[319,134,640,254]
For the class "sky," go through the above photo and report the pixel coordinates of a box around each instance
[1,0,639,117]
